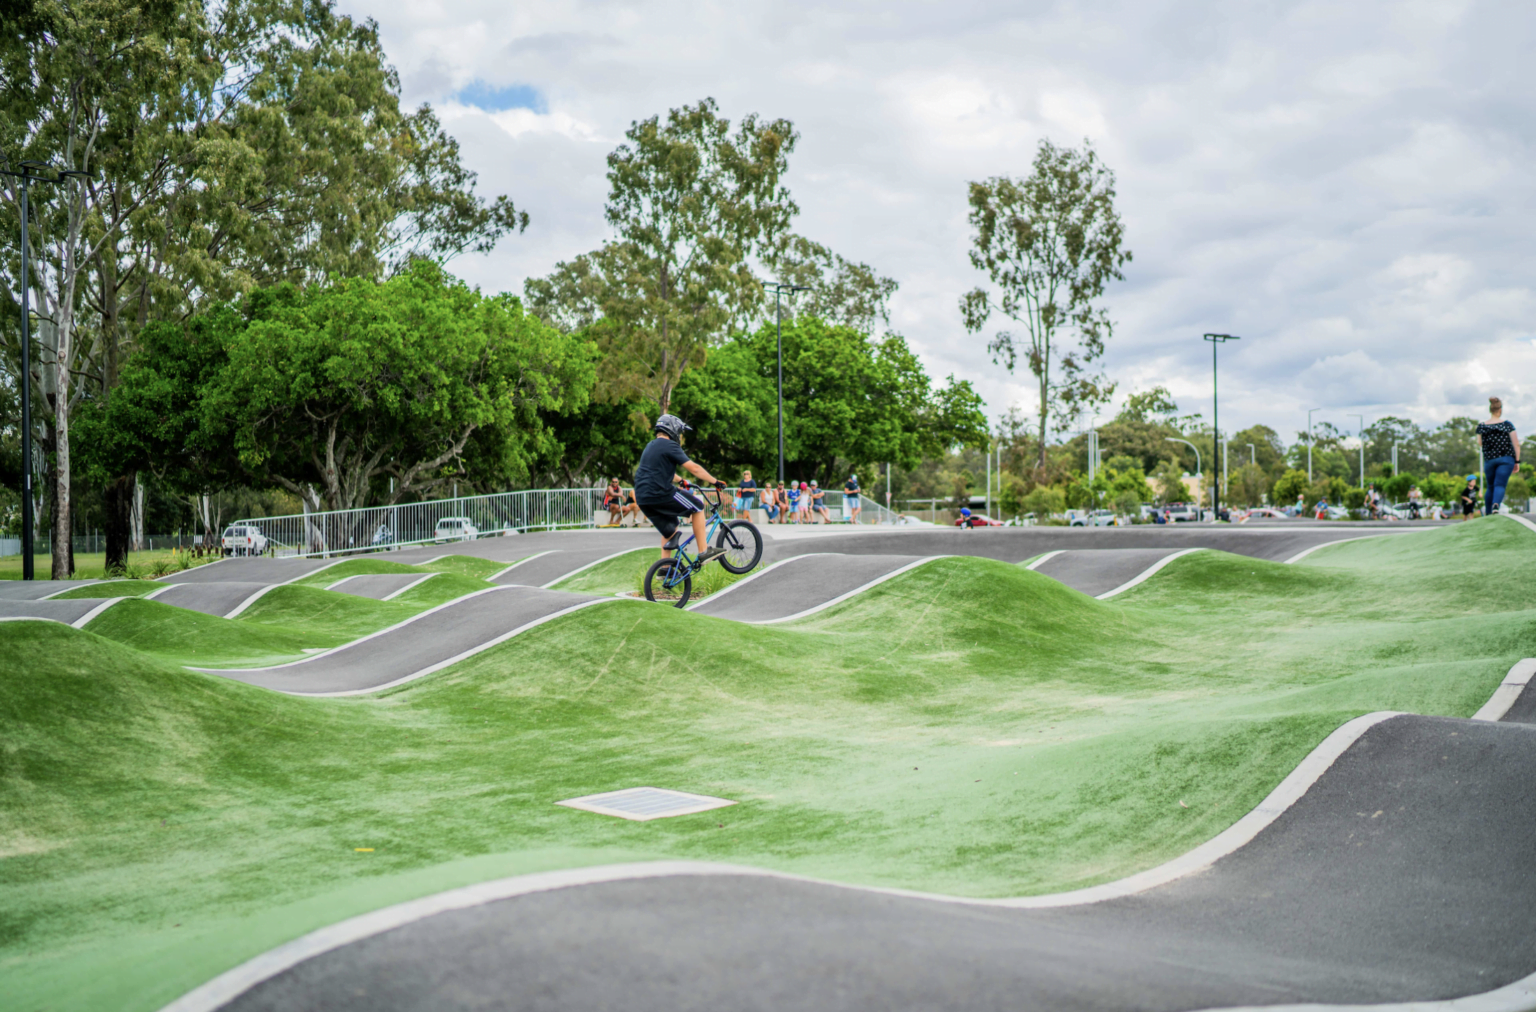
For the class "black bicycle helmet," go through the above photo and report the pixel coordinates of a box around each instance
[654,413,692,440]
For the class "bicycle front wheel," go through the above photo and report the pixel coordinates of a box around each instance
[644,557,693,608]
[714,519,763,574]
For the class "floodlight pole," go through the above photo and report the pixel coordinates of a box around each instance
[1348,414,1364,487]
[1,161,75,579]
[762,282,809,484]
[1306,407,1323,483]
[1246,442,1256,465]
[1203,334,1240,520]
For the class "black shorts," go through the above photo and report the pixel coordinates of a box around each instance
[638,488,706,538]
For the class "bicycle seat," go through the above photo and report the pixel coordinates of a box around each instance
[662,532,682,550]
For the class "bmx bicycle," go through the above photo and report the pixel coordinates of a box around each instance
[643,484,763,608]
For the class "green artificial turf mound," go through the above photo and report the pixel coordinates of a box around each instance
[286,558,426,588]
[419,555,517,580]
[48,579,167,599]
[2,517,1531,1011]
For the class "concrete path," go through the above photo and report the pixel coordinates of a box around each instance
[689,554,932,623]
[191,587,612,695]
[196,713,1536,1012]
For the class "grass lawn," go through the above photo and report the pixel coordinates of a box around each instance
[0,550,218,581]
[0,518,1531,1011]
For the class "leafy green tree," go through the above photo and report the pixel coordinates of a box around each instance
[671,318,987,481]
[1022,484,1066,517]
[764,233,898,334]
[1230,425,1287,478]
[2,0,525,573]
[529,99,798,418]
[1272,469,1310,507]
[959,139,1131,470]
[91,263,593,513]
[1227,462,1269,508]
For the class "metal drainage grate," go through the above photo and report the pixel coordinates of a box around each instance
[556,786,736,822]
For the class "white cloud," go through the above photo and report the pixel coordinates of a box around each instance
[338,0,1536,438]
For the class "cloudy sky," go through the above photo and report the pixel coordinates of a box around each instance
[340,0,1535,443]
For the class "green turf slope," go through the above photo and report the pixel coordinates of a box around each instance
[1,517,1531,1010]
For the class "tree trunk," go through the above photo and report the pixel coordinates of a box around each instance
[49,413,73,579]
[103,471,135,574]
[131,475,145,551]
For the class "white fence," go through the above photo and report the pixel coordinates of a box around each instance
[230,487,909,559]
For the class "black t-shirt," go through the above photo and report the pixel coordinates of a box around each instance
[634,437,690,504]
[1477,421,1516,460]
[739,479,757,502]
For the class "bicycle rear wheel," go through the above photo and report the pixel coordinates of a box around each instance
[713,519,763,573]
[643,557,692,608]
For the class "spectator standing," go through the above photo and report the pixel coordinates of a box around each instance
[797,482,813,523]
[1460,476,1480,521]
[843,474,861,523]
[787,482,802,523]
[735,470,758,520]
[1476,397,1521,515]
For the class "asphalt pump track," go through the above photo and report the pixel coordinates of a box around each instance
[163,674,1536,1012]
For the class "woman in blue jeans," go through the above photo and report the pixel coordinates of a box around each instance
[1476,396,1521,514]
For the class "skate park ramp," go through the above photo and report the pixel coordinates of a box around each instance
[198,713,1536,1012]
[322,574,437,601]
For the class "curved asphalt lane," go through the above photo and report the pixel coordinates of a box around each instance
[1029,548,1186,598]
[689,554,933,623]
[192,587,611,695]
[203,713,1536,1012]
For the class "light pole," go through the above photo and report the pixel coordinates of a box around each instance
[1347,413,1364,487]
[1,160,79,579]
[1246,442,1256,465]
[1203,333,1240,520]
[1307,407,1324,483]
[761,282,809,484]
[1166,437,1201,512]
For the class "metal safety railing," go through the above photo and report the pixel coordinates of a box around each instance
[228,485,917,559]
[229,488,611,558]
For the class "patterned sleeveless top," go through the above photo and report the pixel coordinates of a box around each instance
[1476,420,1516,460]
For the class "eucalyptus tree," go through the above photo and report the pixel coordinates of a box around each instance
[960,139,1131,471]
[764,233,898,335]
[2,0,525,573]
[528,98,797,419]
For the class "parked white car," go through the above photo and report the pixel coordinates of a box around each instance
[1070,508,1119,527]
[434,517,479,542]
[221,524,268,556]
[433,519,479,543]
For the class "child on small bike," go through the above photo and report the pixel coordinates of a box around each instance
[633,413,729,562]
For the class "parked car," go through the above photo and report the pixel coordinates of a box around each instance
[1239,507,1290,521]
[221,524,268,556]
[955,512,1006,528]
[434,517,479,542]
[1070,508,1119,527]
[1164,502,1199,522]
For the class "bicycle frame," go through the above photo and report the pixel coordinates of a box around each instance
[659,487,732,589]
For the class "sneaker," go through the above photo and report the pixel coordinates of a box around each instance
[698,546,728,563]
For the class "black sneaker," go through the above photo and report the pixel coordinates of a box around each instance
[698,546,728,564]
